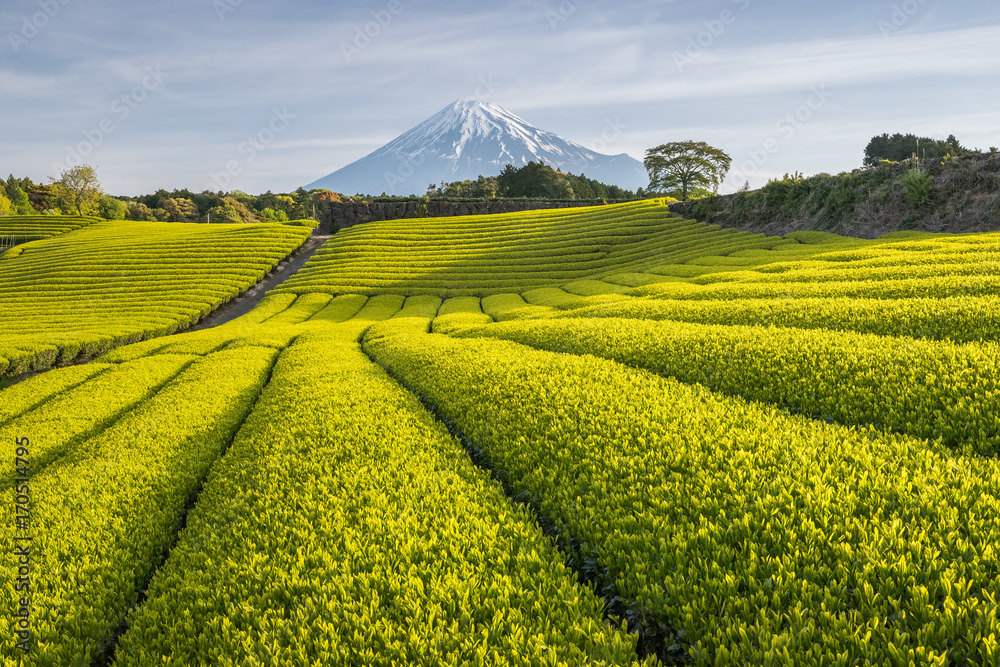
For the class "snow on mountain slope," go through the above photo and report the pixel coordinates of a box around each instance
[305,100,648,196]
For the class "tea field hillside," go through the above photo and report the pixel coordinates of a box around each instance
[0,216,103,248]
[0,218,310,377]
[3,200,1000,666]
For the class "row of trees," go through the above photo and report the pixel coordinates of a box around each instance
[861,133,987,167]
[642,133,995,203]
[121,188,339,223]
[1,165,341,223]
[2,167,105,217]
[426,162,639,201]
[1,147,738,217]
[7,133,985,222]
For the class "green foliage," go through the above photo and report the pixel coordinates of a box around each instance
[5,185,1000,665]
[52,164,103,216]
[281,217,318,228]
[435,161,638,201]
[0,215,102,256]
[207,196,255,224]
[0,362,108,425]
[644,140,732,200]
[0,356,192,484]
[258,206,289,222]
[899,168,934,207]
[98,195,129,220]
[454,316,1000,454]
[9,188,35,215]
[428,174,500,199]
[276,200,782,297]
[161,197,199,222]
[414,195,429,217]
[557,291,1000,344]
[725,162,946,228]
[0,348,277,664]
[864,132,972,166]
[128,201,157,221]
[0,220,309,375]
[365,323,1000,665]
[496,161,572,198]
[108,318,646,666]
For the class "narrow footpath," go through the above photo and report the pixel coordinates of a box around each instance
[188,233,332,331]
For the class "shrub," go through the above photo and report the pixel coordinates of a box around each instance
[899,169,934,207]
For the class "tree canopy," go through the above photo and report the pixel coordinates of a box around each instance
[427,162,636,201]
[52,165,103,215]
[644,141,732,201]
[0,171,341,223]
[863,133,972,167]
[4,176,35,215]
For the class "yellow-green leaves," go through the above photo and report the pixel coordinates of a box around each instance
[0,347,277,665]
[0,220,309,376]
[365,327,1000,665]
[112,330,648,667]
[451,317,1000,454]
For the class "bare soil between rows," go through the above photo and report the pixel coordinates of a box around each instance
[187,233,331,331]
[0,234,331,388]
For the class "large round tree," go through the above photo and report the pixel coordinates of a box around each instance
[644,141,732,201]
[53,164,103,215]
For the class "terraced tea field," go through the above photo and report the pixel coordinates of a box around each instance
[3,201,1000,665]
[0,216,102,248]
[0,218,309,377]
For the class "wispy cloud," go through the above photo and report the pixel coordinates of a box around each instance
[2,0,998,194]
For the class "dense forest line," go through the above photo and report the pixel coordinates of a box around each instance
[0,172,338,223]
[426,162,639,200]
[1,161,636,223]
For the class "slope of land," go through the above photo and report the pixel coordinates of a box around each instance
[3,202,1000,665]
[672,152,1000,238]
[0,218,309,376]
[277,199,800,297]
[186,234,331,331]
[0,215,102,250]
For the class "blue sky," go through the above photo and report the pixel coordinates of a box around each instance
[2,0,999,195]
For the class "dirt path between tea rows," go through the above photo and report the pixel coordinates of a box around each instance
[187,234,332,331]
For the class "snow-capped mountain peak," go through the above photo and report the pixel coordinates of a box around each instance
[305,100,647,196]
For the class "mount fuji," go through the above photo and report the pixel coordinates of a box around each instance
[304,100,648,196]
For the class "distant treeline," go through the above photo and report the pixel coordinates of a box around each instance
[426,162,640,201]
[863,133,991,166]
[675,151,1000,238]
[2,162,638,222]
[1,173,339,223]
